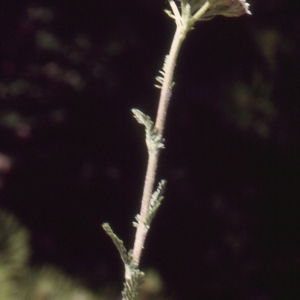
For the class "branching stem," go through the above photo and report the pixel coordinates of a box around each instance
[102,0,252,298]
[132,0,210,267]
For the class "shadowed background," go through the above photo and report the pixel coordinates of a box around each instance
[0,0,299,299]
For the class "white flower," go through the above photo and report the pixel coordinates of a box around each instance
[178,0,251,19]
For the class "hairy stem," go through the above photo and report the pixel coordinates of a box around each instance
[132,0,213,268]
[101,1,252,299]
[132,4,197,266]
[155,26,186,135]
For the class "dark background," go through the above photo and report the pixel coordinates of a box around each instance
[0,0,300,299]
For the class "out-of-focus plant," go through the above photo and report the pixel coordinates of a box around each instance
[0,209,166,299]
[0,209,30,299]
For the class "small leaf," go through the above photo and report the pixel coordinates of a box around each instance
[132,109,164,153]
[146,180,167,227]
[102,223,130,265]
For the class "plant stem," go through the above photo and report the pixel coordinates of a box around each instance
[132,20,189,268]
[155,26,187,135]
[102,1,251,298]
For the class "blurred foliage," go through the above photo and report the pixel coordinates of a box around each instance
[0,209,30,299]
[0,209,169,300]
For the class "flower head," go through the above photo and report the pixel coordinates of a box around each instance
[178,0,251,19]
